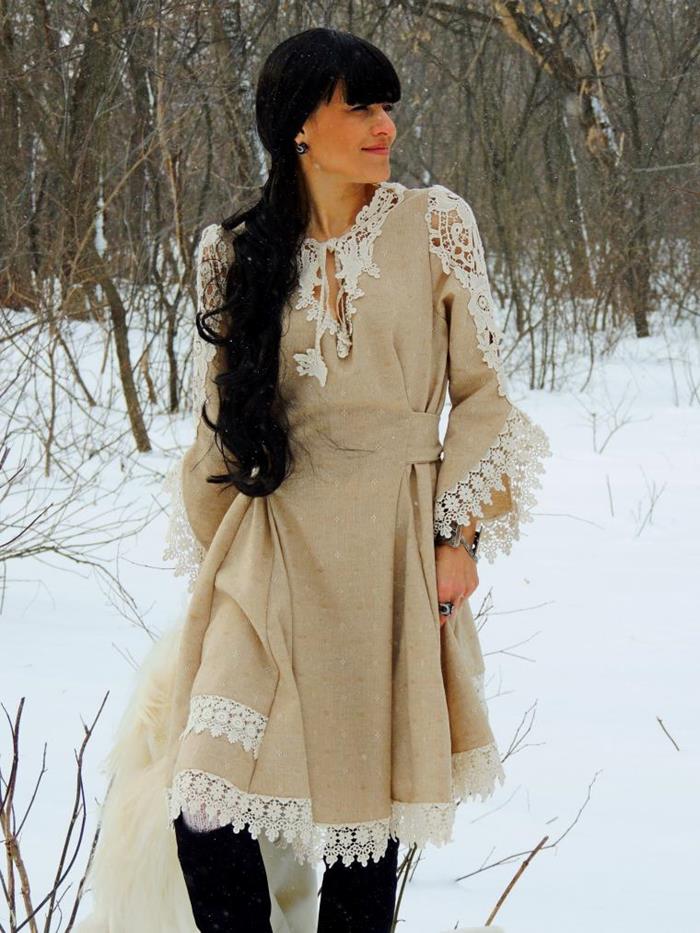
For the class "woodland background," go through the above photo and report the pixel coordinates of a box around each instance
[1,2,698,931]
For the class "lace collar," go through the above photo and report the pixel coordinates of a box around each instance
[293,180,406,386]
[301,180,400,248]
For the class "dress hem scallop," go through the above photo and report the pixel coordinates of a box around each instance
[165,737,506,869]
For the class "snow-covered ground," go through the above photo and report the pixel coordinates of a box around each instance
[1,315,698,932]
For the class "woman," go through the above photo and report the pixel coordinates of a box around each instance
[82,26,549,933]
[160,26,551,932]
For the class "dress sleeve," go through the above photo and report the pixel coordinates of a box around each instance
[426,184,552,563]
[162,223,239,590]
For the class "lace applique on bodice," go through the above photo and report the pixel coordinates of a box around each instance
[292,180,406,386]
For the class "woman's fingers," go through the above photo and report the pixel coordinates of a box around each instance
[438,590,471,625]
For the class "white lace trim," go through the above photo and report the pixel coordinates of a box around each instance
[166,671,504,867]
[434,405,551,562]
[162,224,232,591]
[426,185,551,559]
[425,184,509,398]
[162,456,204,592]
[180,694,268,758]
[191,223,230,426]
[293,181,406,386]
[191,330,217,431]
[167,739,504,868]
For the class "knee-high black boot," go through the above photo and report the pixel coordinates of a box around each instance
[173,813,273,932]
[317,835,399,933]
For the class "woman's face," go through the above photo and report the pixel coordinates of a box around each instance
[295,80,397,181]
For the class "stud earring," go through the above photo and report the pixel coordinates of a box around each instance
[295,141,308,154]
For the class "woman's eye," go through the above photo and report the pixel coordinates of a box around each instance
[353,103,395,113]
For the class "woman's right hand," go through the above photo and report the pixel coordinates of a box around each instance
[435,543,479,626]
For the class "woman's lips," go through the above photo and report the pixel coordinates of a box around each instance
[363,147,390,154]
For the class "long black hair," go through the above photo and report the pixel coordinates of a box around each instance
[196,27,401,497]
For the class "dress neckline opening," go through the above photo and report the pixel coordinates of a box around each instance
[302,181,392,248]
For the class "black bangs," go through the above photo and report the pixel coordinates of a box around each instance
[320,31,401,108]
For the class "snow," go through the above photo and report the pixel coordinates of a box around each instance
[1,315,698,932]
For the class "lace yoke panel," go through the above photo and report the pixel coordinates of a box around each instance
[292,180,406,386]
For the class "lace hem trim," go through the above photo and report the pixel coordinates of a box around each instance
[166,739,505,868]
[433,405,551,562]
[161,456,203,592]
[180,694,268,758]
[166,671,503,868]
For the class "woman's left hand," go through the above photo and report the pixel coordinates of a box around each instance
[435,544,479,626]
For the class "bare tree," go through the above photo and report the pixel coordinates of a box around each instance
[0,694,108,932]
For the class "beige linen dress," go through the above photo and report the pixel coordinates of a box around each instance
[161,180,551,869]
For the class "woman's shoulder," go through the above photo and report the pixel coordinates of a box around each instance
[195,221,245,294]
[391,182,476,248]
[196,223,238,315]
[198,220,242,257]
[402,182,475,222]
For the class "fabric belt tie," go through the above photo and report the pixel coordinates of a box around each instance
[294,408,443,466]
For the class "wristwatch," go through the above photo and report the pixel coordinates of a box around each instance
[434,522,481,563]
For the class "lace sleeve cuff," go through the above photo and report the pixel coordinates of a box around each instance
[433,405,551,563]
[162,456,205,592]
